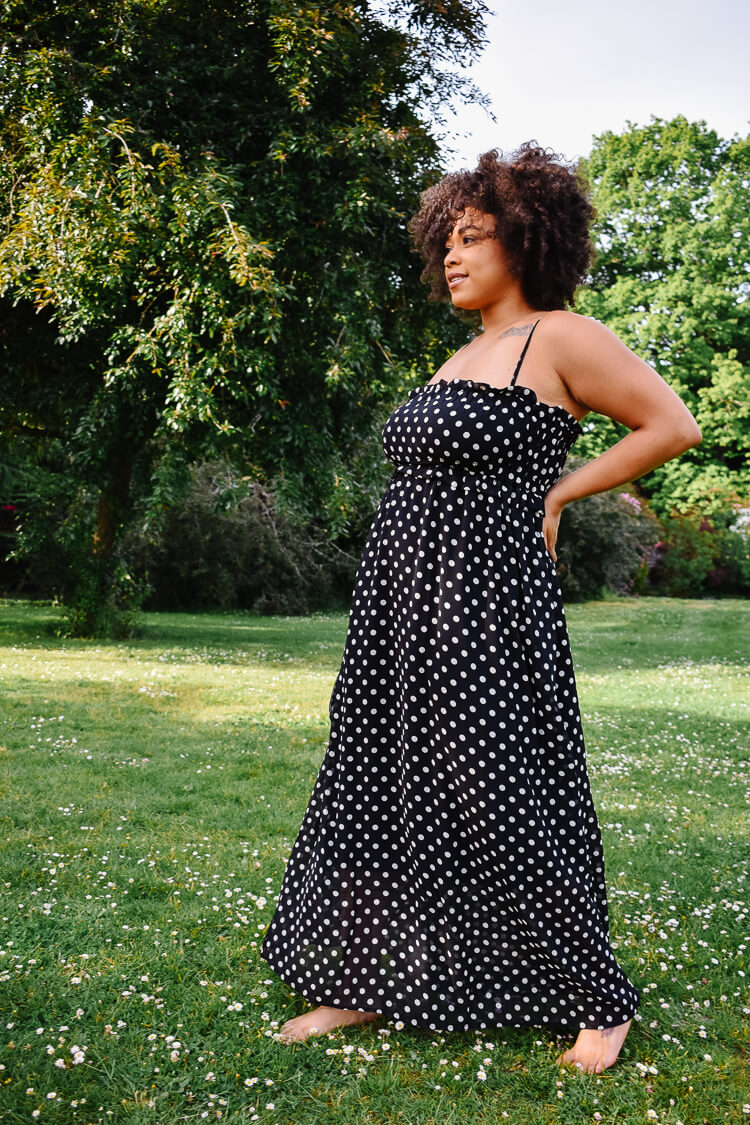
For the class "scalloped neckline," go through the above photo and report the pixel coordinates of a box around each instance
[414,378,584,434]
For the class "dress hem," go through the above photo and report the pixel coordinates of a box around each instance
[261,957,640,1035]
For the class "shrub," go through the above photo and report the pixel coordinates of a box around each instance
[648,504,750,597]
[59,557,148,639]
[128,461,358,614]
[715,510,750,593]
[7,457,148,637]
[555,459,663,601]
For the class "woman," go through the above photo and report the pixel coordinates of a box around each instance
[260,144,701,1073]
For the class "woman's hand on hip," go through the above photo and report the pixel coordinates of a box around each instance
[543,491,564,562]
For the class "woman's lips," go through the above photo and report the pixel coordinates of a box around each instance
[448,274,467,289]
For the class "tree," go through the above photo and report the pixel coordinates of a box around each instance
[0,0,489,632]
[575,116,750,517]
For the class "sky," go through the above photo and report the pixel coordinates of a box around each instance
[437,0,749,169]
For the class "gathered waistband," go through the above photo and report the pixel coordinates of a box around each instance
[389,463,546,509]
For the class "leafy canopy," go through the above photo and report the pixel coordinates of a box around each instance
[0,0,489,631]
[576,115,750,516]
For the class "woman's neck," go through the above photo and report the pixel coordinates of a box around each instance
[479,294,538,335]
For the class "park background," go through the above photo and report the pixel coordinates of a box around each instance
[0,0,748,633]
[0,1,748,1123]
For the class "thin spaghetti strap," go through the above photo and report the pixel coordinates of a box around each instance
[509,318,543,387]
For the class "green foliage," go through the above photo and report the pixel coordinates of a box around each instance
[648,506,750,598]
[650,513,718,598]
[127,460,357,613]
[1,120,284,402]
[4,442,77,594]
[555,460,663,601]
[554,450,750,602]
[61,555,149,639]
[576,116,750,516]
[0,0,486,633]
[6,444,148,634]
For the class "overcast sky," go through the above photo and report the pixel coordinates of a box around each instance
[437,0,749,168]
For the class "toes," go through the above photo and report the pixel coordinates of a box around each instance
[557,1056,592,1073]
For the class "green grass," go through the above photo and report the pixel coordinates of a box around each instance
[0,596,747,1124]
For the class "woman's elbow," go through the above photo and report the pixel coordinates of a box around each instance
[681,421,702,450]
[655,420,702,459]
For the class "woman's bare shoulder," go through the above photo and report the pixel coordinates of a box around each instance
[541,309,612,343]
[540,309,637,377]
[540,310,699,436]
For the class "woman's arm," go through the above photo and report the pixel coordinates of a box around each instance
[541,312,702,562]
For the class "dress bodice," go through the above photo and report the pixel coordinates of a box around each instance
[381,377,583,498]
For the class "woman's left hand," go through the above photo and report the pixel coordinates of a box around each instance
[542,492,563,562]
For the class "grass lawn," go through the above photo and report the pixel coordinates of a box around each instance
[0,596,747,1124]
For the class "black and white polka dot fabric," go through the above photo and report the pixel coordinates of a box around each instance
[261,326,641,1033]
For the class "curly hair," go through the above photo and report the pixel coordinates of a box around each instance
[408,143,595,310]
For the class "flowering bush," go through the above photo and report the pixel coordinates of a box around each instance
[554,459,663,601]
[554,455,750,601]
[648,504,750,597]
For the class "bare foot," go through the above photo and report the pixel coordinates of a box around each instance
[555,1018,632,1074]
[277,1005,380,1043]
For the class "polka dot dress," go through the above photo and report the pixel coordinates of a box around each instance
[260,323,642,1033]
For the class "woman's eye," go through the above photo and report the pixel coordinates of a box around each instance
[445,236,473,251]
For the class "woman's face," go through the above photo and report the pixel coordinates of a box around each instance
[443,207,514,309]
